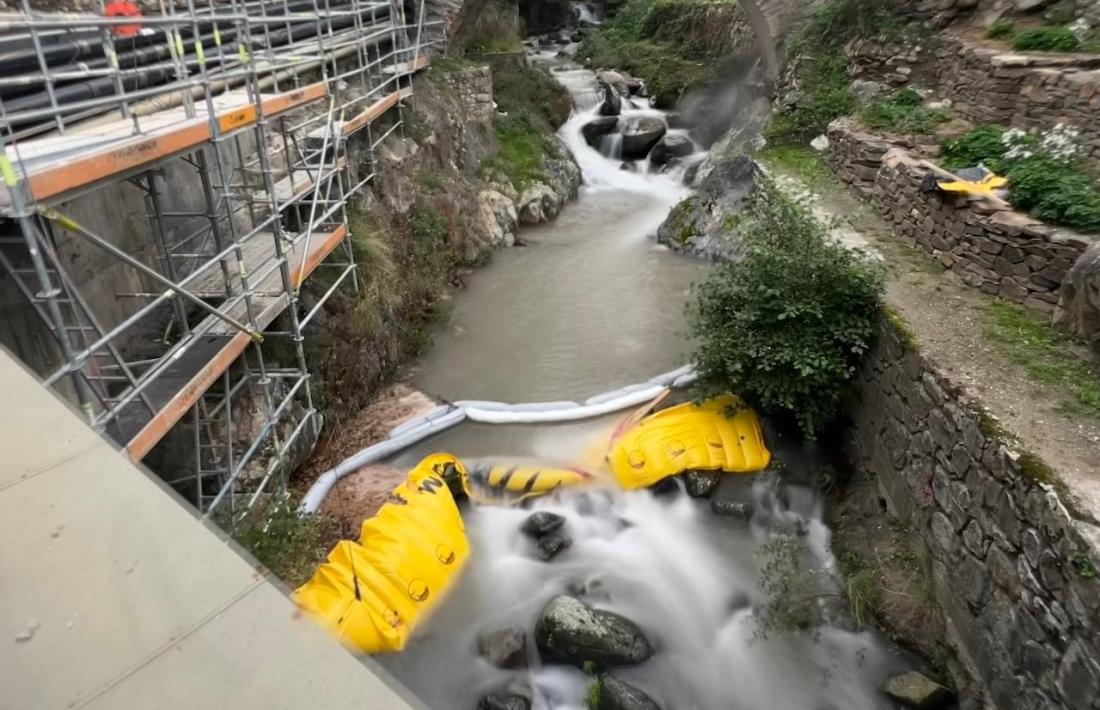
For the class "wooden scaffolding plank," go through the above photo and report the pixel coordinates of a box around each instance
[20,82,326,204]
[122,224,348,461]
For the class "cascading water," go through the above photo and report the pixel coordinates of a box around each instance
[380,45,916,710]
[572,2,600,25]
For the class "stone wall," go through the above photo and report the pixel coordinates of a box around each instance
[896,0,1100,26]
[849,317,1100,710]
[934,35,1100,163]
[827,119,1096,314]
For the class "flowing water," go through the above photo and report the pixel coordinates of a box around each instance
[375,53,912,710]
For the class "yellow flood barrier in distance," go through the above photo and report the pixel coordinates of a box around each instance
[607,394,771,489]
[293,453,470,653]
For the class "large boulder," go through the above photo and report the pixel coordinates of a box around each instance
[535,596,653,667]
[582,116,619,148]
[477,189,518,247]
[1053,241,1100,352]
[620,116,667,160]
[599,675,661,710]
[517,182,561,225]
[649,134,694,166]
[598,82,622,117]
[656,155,759,261]
[596,70,630,97]
[521,511,566,537]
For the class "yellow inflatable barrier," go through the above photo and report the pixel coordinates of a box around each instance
[292,454,470,653]
[606,394,770,489]
[468,463,593,501]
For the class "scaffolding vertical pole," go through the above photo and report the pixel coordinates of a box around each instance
[144,173,192,337]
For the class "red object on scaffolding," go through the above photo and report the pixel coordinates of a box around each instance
[104,0,142,38]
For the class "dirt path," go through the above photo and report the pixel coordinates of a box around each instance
[764,161,1100,518]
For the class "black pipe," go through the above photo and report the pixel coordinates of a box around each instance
[3,3,396,129]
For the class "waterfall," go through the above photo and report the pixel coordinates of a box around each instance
[573,2,600,25]
[600,133,623,160]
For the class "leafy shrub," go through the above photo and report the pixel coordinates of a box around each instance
[236,498,337,586]
[940,125,1007,172]
[986,19,1015,40]
[860,88,951,135]
[689,182,884,437]
[942,125,1100,231]
[1007,157,1100,231]
[1013,26,1081,52]
[755,536,824,635]
[481,109,554,189]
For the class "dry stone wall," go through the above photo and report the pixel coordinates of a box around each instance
[934,35,1100,162]
[827,119,1096,314]
[849,318,1100,710]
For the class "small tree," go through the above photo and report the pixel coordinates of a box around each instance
[689,183,883,437]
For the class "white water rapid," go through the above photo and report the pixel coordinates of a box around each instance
[375,48,915,710]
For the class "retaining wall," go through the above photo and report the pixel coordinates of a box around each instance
[934,35,1100,163]
[849,317,1100,710]
[827,119,1096,314]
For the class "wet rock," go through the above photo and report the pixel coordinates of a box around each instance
[620,161,639,173]
[477,677,533,710]
[517,182,561,225]
[478,626,529,669]
[620,116,667,161]
[521,511,566,537]
[537,532,572,561]
[599,674,661,710]
[535,595,653,666]
[656,155,758,261]
[710,497,753,520]
[649,134,694,166]
[650,477,680,496]
[624,76,644,96]
[683,470,721,498]
[598,82,622,117]
[882,671,953,709]
[597,70,630,97]
[477,189,518,248]
[581,116,619,148]
[1053,241,1100,351]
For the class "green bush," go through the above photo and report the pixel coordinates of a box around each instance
[1007,156,1100,231]
[986,19,1015,40]
[492,61,572,129]
[1013,26,1081,52]
[940,125,1007,172]
[860,88,951,135]
[689,183,884,437]
[941,125,1100,231]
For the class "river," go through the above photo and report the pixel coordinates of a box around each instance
[372,49,912,710]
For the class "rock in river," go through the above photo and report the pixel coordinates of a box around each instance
[710,497,753,520]
[620,116,666,161]
[581,116,619,148]
[477,626,529,669]
[477,677,533,710]
[882,671,953,708]
[536,532,571,561]
[521,511,566,537]
[683,470,720,498]
[598,82,622,117]
[599,674,661,710]
[649,134,693,166]
[535,596,653,667]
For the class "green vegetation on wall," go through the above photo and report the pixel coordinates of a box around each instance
[859,88,950,135]
[689,180,884,437]
[766,0,913,144]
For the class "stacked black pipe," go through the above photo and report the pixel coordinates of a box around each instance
[0,0,398,134]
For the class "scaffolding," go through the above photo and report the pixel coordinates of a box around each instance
[0,0,442,525]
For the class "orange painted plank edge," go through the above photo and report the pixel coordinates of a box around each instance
[27,82,327,203]
[342,90,400,137]
[126,330,251,462]
[293,224,348,286]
